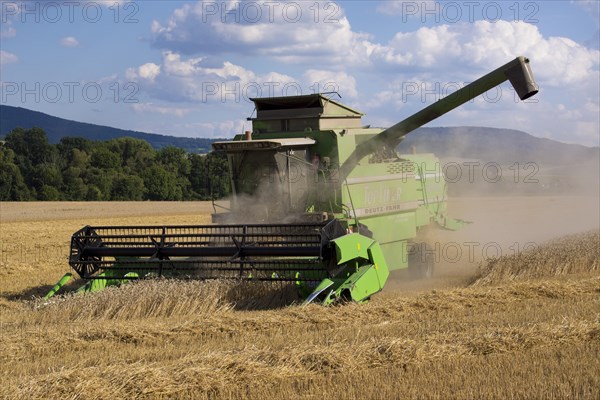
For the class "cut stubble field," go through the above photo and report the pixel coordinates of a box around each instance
[0,197,599,399]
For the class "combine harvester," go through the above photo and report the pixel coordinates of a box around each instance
[47,57,538,304]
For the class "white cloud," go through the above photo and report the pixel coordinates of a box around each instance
[150,1,367,64]
[60,36,80,47]
[150,2,599,87]
[369,24,462,67]
[303,70,358,98]
[0,50,18,65]
[125,51,297,103]
[126,63,161,82]
[1,24,16,39]
[363,21,599,88]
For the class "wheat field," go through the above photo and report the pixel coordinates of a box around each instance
[1,199,599,399]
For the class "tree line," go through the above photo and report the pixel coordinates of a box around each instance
[0,127,230,201]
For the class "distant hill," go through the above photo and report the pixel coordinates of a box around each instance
[0,105,223,153]
[398,126,599,196]
[398,126,599,166]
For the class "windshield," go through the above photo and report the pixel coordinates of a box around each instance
[227,148,313,221]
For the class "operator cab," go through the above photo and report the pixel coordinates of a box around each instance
[211,94,365,223]
[211,138,316,223]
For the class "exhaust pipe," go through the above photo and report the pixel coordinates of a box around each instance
[505,56,539,100]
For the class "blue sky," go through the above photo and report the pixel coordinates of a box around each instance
[1,1,599,146]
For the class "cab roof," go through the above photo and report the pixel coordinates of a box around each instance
[249,94,364,118]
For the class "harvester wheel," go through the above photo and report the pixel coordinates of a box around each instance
[408,242,434,280]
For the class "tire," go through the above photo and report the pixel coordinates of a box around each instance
[408,242,434,280]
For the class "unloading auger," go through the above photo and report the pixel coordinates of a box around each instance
[47,57,538,304]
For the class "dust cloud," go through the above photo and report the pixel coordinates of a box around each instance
[388,127,600,294]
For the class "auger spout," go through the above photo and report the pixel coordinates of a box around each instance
[339,56,538,179]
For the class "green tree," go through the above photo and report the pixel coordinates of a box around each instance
[206,152,230,199]
[157,146,191,175]
[189,153,209,199]
[142,165,181,200]
[4,127,57,166]
[1,127,231,202]
[0,146,30,200]
[156,146,192,199]
[70,148,90,169]
[38,185,61,200]
[62,167,87,200]
[4,128,59,198]
[57,137,93,158]
[85,185,103,201]
[82,167,113,200]
[107,137,155,172]
[111,174,145,200]
[187,152,230,200]
[34,163,63,187]
[90,146,121,170]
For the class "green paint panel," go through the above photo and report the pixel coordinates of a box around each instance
[332,233,374,264]
[43,273,73,300]
[336,264,381,303]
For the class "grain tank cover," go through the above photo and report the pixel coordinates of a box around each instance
[250,94,364,133]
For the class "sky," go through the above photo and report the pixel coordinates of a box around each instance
[1,0,599,146]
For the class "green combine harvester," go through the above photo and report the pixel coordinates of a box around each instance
[47,56,538,304]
